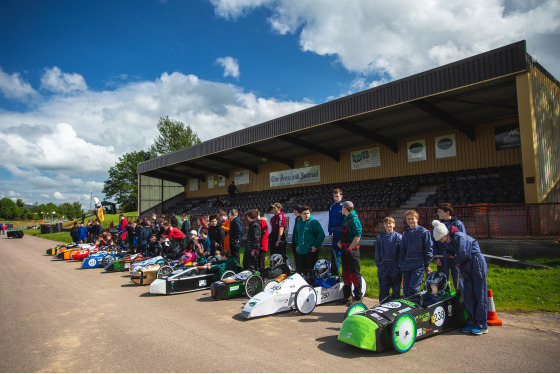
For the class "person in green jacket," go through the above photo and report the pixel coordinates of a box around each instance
[293,205,326,275]
[204,250,241,281]
[336,201,364,306]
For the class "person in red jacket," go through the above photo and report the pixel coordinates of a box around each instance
[162,220,185,257]
[258,210,269,271]
[117,214,128,249]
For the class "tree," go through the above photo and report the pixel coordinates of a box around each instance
[149,116,201,156]
[102,150,155,212]
[0,198,19,219]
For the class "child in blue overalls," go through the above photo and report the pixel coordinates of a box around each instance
[432,220,488,335]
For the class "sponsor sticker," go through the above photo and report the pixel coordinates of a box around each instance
[199,280,207,287]
[88,259,96,267]
[230,285,239,291]
[398,307,411,313]
[382,302,402,309]
[417,328,423,337]
[415,312,430,323]
[373,307,389,312]
[448,304,453,316]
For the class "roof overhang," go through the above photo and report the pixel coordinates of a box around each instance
[138,41,535,185]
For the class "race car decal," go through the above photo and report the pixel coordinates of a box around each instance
[399,307,411,313]
[230,285,240,291]
[88,259,97,267]
[415,312,430,323]
[417,328,422,337]
[432,306,445,327]
[199,280,207,287]
[382,302,402,309]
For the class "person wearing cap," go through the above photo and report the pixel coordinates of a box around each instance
[432,219,488,335]
[269,202,287,259]
[137,220,150,255]
[433,203,466,292]
[328,188,344,276]
[336,201,363,306]
[70,221,79,243]
[399,210,433,298]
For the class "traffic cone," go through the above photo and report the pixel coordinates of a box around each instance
[487,289,502,326]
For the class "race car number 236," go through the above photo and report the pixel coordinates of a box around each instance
[432,306,445,327]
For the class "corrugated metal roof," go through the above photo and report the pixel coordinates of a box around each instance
[138,40,531,179]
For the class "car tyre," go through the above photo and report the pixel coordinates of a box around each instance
[245,274,263,298]
[295,285,317,315]
[391,313,416,353]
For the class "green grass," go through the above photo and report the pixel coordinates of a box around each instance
[22,229,72,243]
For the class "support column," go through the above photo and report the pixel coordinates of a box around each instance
[515,72,540,203]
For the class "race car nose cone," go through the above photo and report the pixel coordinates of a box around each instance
[150,279,167,294]
[338,314,379,351]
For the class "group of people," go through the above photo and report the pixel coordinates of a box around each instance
[66,189,487,336]
[374,202,488,335]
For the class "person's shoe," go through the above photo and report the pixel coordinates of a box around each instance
[460,325,474,333]
[471,327,483,335]
[337,296,352,305]
[481,328,489,334]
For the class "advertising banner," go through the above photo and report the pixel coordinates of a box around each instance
[407,139,426,162]
[270,165,321,187]
[189,179,199,191]
[435,134,457,159]
[235,170,250,185]
[351,147,381,170]
[495,124,521,150]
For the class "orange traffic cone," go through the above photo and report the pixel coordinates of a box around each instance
[487,289,502,326]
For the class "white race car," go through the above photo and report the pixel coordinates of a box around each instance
[242,272,367,318]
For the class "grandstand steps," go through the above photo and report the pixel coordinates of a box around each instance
[401,186,438,208]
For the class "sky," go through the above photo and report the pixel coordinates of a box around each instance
[1,0,559,210]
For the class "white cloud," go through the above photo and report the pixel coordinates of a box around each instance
[0,68,314,207]
[216,56,240,79]
[40,66,88,93]
[210,0,560,82]
[0,67,39,100]
[210,0,274,19]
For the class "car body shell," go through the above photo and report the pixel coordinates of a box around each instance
[242,273,367,318]
[337,292,467,353]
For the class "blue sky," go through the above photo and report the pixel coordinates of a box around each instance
[1,0,559,209]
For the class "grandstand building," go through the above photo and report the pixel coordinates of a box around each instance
[137,40,559,239]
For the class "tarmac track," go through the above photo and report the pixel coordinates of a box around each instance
[1,235,559,373]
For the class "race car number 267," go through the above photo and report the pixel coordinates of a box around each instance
[432,306,445,327]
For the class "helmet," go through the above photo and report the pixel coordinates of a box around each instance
[424,271,447,295]
[314,259,331,279]
[270,254,283,269]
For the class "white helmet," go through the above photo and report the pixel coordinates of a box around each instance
[270,254,283,269]
[314,259,331,279]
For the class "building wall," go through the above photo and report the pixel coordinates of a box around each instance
[139,175,184,213]
[183,117,521,199]
[531,66,560,202]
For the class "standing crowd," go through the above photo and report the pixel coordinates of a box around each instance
[68,187,487,336]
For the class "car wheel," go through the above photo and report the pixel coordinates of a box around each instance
[221,270,236,280]
[102,254,116,268]
[244,274,263,298]
[295,285,317,315]
[391,314,416,353]
[263,279,279,292]
[157,265,174,279]
[344,302,368,319]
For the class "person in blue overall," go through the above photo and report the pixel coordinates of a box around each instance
[375,216,402,303]
[336,201,363,306]
[433,203,466,292]
[328,188,344,276]
[399,210,433,298]
[432,219,488,335]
